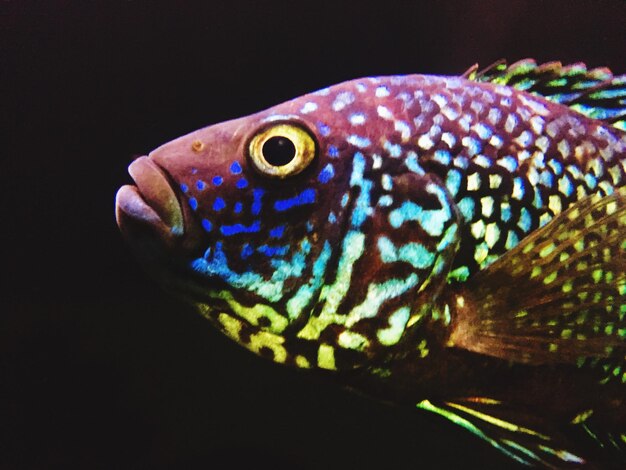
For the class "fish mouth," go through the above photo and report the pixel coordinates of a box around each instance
[115,156,185,245]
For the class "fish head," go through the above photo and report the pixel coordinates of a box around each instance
[116,78,461,370]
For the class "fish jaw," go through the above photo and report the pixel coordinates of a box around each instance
[115,155,205,282]
[115,155,184,241]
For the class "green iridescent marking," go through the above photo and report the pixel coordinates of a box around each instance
[248,330,288,363]
[346,273,419,327]
[437,224,458,251]
[417,339,429,357]
[265,238,312,288]
[295,355,310,368]
[448,266,470,282]
[317,344,336,369]
[338,330,369,350]
[298,231,365,340]
[481,196,494,217]
[377,236,435,269]
[471,219,485,239]
[457,197,475,222]
[216,290,288,334]
[485,222,500,248]
[286,241,332,319]
[377,306,411,345]
[388,184,451,236]
[543,271,558,284]
[195,238,313,303]
[217,312,242,340]
[539,243,556,258]
[505,230,519,250]
[592,269,603,283]
[474,241,489,265]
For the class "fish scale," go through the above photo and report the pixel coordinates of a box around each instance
[116,59,626,468]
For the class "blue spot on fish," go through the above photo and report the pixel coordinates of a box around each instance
[445,170,462,197]
[433,149,451,166]
[213,197,226,211]
[221,220,261,236]
[236,178,248,189]
[258,245,289,257]
[349,152,373,228]
[585,173,597,189]
[241,243,254,259]
[201,219,212,232]
[318,164,335,183]
[212,176,223,186]
[189,197,198,210]
[548,160,563,175]
[317,122,331,136]
[498,156,517,172]
[540,171,553,187]
[274,188,316,211]
[269,225,286,238]
[501,204,512,222]
[230,162,242,175]
[328,145,339,158]
[462,136,481,156]
[388,198,450,236]
[252,189,264,215]
[405,152,426,175]
[196,180,206,190]
[234,202,243,213]
[518,207,532,232]
[457,197,475,222]
[384,140,402,158]
[181,183,189,193]
[347,135,371,148]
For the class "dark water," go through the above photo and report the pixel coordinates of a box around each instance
[3,1,625,468]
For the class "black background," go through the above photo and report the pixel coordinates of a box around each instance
[3,1,625,469]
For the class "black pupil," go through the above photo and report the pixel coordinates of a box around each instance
[262,136,296,166]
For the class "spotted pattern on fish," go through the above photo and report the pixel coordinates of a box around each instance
[116,59,626,468]
[165,71,625,371]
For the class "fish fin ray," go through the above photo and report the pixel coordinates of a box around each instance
[417,397,587,468]
[468,59,626,130]
[448,188,626,365]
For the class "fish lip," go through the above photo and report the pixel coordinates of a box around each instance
[115,155,185,241]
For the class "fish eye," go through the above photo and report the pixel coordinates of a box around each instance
[248,123,317,178]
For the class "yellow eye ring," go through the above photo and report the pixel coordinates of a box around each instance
[248,123,317,178]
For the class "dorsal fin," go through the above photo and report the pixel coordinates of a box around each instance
[465,59,626,131]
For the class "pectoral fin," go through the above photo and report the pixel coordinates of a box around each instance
[447,188,625,366]
[417,397,588,468]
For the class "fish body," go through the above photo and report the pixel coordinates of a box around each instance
[116,60,626,467]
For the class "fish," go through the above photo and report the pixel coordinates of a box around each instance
[115,59,626,468]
